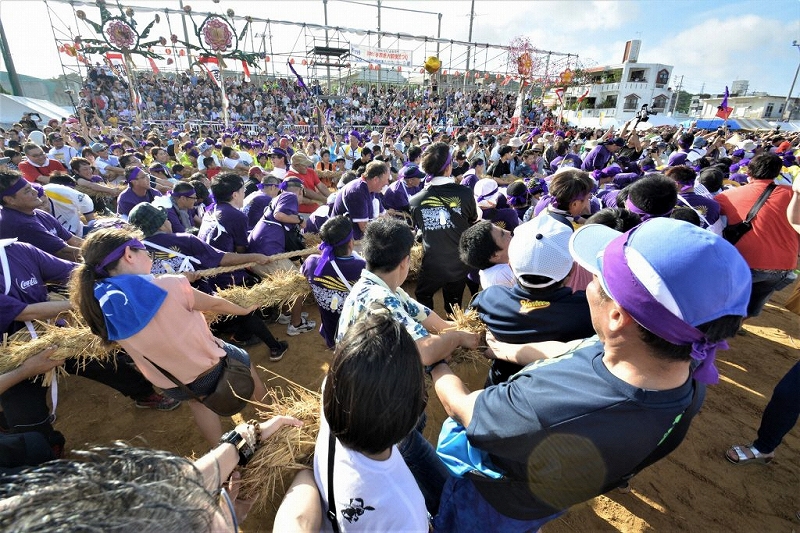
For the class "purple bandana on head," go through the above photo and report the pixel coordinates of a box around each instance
[439,152,453,175]
[313,230,354,277]
[600,230,727,384]
[94,239,147,276]
[624,198,673,221]
[170,189,196,199]
[0,177,27,198]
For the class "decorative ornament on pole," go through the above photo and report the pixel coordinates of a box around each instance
[69,0,166,127]
[424,56,441,74]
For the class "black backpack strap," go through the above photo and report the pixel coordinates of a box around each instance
[141,354,202,402]
[743,182,777,224]
[326,431,341,533]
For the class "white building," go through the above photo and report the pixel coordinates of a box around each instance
[561,40,674,127]
[700,95,800,121]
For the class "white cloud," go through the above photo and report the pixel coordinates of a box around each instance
[645,14,799,94]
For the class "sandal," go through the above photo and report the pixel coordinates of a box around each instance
[725,444,774,465]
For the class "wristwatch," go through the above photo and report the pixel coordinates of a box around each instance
[219,429,255,466]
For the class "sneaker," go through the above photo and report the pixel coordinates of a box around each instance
[270,340,289,362]
[229,334,261,347]
[287,317,316,336]
[48,430,65,459]
[135,393,181,411]
[277,312,308,325]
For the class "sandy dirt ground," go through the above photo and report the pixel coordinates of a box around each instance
[54,281,799,532]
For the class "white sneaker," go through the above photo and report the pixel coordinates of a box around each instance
[277,312,308,325]
[287,317,316,336]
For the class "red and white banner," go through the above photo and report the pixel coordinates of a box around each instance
[105,52,130,86]
[349,44,413,67]
[148,57,160,75]
[241,60,251,83]
[198,56,222,89]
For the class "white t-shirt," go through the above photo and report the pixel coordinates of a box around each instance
[43,183,94,236]
[314,409,427,533]
[49,145,80,167]
[479,263,515,289]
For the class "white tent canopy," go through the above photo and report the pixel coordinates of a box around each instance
[0,94,73,127]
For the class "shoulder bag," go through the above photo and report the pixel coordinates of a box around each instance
[722,182,776,245]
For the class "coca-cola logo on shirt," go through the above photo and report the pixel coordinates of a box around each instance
[19,276,39,290]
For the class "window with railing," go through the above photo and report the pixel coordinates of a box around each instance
[623,94,640,111]
[652,94,668,110]
[656,69,669,88]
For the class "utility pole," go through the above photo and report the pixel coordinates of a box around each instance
[323,0,331,90]
[178,0,193,68]
[782,40,800,121]
[377,0,381,85]
[464,0,475,90]
[671,75,683,115]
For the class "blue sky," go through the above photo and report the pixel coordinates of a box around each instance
[1,0,798,98]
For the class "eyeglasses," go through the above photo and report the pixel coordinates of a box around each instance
[186,195,197,200]
[134,247,154,260]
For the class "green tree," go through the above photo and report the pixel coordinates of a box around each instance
[675,90,692,113]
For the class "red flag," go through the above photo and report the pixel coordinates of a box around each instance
[715,86,732,119]
[148,57,160,75]
[198,56,222,89]
[554,87,564,104]
[241,60,251,83]
[576,88,590,103]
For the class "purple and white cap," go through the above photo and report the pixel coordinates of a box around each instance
[569,218,750,384]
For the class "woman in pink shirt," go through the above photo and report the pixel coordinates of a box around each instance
[72,227,267,445]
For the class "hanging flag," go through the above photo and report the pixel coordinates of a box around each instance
[241,60,251,83]
[198,56,222,89]
[576,88,590,103]
[510,86,524,129]
[148,57,160,75]
[198,56,228,109]
[287,60,312,97]
[554,87,565,105]
[501,75,512,86]
[105,52,130,86]
[716,86,733,119]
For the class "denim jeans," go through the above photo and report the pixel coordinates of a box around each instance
[397,413,448,516]
[748,269,796,317]
[753,362,800,454]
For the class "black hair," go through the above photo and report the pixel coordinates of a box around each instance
[747,153,782,180]
[320,215,354,257]
[458,220,500,270]
[698,167,725,193]
[202,156,216,168]
[664,166,696,185]
[48,172,77,187]
[670,206,702,226]
[627,174,678,216]
[221,146,234,158]
[210,173,243,203]
[172,181,196,196]
[407,146,422,162]
[419,142,451,176]
[190,180,210,202]
[585,207,642,232]
[498,145,513,157]
[362,217,414,274]
[548,169,594,210]
[118,154,138,168]
[323,304,426,455]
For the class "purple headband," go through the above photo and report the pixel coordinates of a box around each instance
[1,178,27,198]
[507,194,528,207]
[601,230,725,384]
[439,152,453,175]
[313,230,355,277]
[127,167,144,183]
[94,239,146,275]
[476,185,499,204]
[624,198,673,221]
[170,189,196,198]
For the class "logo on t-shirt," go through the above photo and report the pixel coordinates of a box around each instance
[519,299,550,313]
[341,498,375,523]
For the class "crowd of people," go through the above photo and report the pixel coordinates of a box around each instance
[78,65,532,131]
[0,68,798,531]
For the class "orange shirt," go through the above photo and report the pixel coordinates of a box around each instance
[717,180,800,270]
